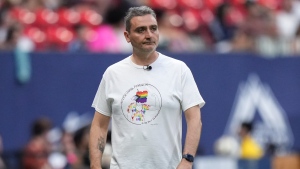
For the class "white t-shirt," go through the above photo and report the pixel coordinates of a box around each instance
[92,52,205,169]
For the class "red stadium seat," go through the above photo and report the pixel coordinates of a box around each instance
[24,26,48,50]
[57,8,81,27]
[204,0,224,11]
[24,27,47,43]
[181,8,214,31]
[78,8,103,27]
[150,0,177,10]
[35,8,59,27]
[181,9,202,31]
[199,8,214,24]
[47,27,74,44]
[83,27,98,43]
[177,0,204,9]
[10,7,37,25]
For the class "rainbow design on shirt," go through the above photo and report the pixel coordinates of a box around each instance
[132,112,144,121]
[135,91,148,103]
[121,84,162,125]
[127,90,151,122]
[140,104,150,114]
[127,103,136,113]
[127,104,150,122]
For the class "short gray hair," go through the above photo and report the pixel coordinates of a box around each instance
[124,6,156,32]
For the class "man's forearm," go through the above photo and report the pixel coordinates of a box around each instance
[183,119,202,155]
[183,106,202,156]
[89,112,111,169]
[89,122,107,169]
[177,107,202,169]
[97,136,106,154]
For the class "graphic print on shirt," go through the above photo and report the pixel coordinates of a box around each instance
[121,83,162,125]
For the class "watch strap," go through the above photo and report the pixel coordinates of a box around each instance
[182,154,194,162]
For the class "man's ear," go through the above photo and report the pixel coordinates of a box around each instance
[124,31,131,43]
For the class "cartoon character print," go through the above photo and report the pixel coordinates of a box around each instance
[121,84,162,125]
[127,90,150,122]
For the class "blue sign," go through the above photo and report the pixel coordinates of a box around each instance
[0,52,299,156]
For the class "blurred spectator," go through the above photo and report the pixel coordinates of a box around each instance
[101,130,112,169]
[275,0,300,41]
[87,0,132,53]
[71,125,90,169]
[0,0,35,52]
[1,0,300,56]
[242,1,275,38]
[22,117,53,169]
[87,25,120,53]
[240,1,291,57]
[0,1,13,48]
[156,10,186,51]
[291,25,300,54]
[212,3,243,53]
[22,0,42,11]
[42,0,61,10]
[292,0,300,19]
[238,122,264,160]
[214,135,240,158]
[68,24,89,52]
[96,0,115,17]
[230,29,255,53]
[0,23,35,52]
[237,122,264,169]
[0,135,6,169]
[60,130,78,168]
[156,9,205,52]
[211,3,237,43]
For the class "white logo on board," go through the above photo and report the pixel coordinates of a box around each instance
[224,74,294,153]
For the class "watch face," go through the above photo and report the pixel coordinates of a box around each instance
[183,154,194,162]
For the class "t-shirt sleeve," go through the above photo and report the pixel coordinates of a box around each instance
[91,77,112,116]
[181,63,205,111]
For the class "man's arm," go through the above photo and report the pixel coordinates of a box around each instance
[89,111,111,169]
[177,105,202,169]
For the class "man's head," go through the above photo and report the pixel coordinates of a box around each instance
[31,117,52,137]
[124,6,159,53]
[238,122,253,138]
[124,6,156,32]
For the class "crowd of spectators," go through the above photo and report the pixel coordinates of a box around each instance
[1,116,111,169]
[1,0,300,57]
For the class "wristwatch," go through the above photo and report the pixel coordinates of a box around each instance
[182,154,194,162]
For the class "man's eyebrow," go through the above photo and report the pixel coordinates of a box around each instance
[149,24,158,28]
[135,25,158,29]
[134,26,147,31]
[135,26,146,30]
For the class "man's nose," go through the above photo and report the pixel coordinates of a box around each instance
[145,29,152,38]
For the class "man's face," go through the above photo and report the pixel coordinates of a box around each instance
[124,14,159,53]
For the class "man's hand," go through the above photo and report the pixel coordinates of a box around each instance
[176,159,193,169]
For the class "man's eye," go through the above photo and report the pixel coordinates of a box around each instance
[137,28,144,33]
[151,27,157,31]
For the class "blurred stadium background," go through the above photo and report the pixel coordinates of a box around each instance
[1,0,300,169]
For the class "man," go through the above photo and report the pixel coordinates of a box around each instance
[89,6,205,169]
[238,122,264,160]
[22,118,52,169]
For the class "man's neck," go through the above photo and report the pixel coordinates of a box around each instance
[131,51,158,66]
